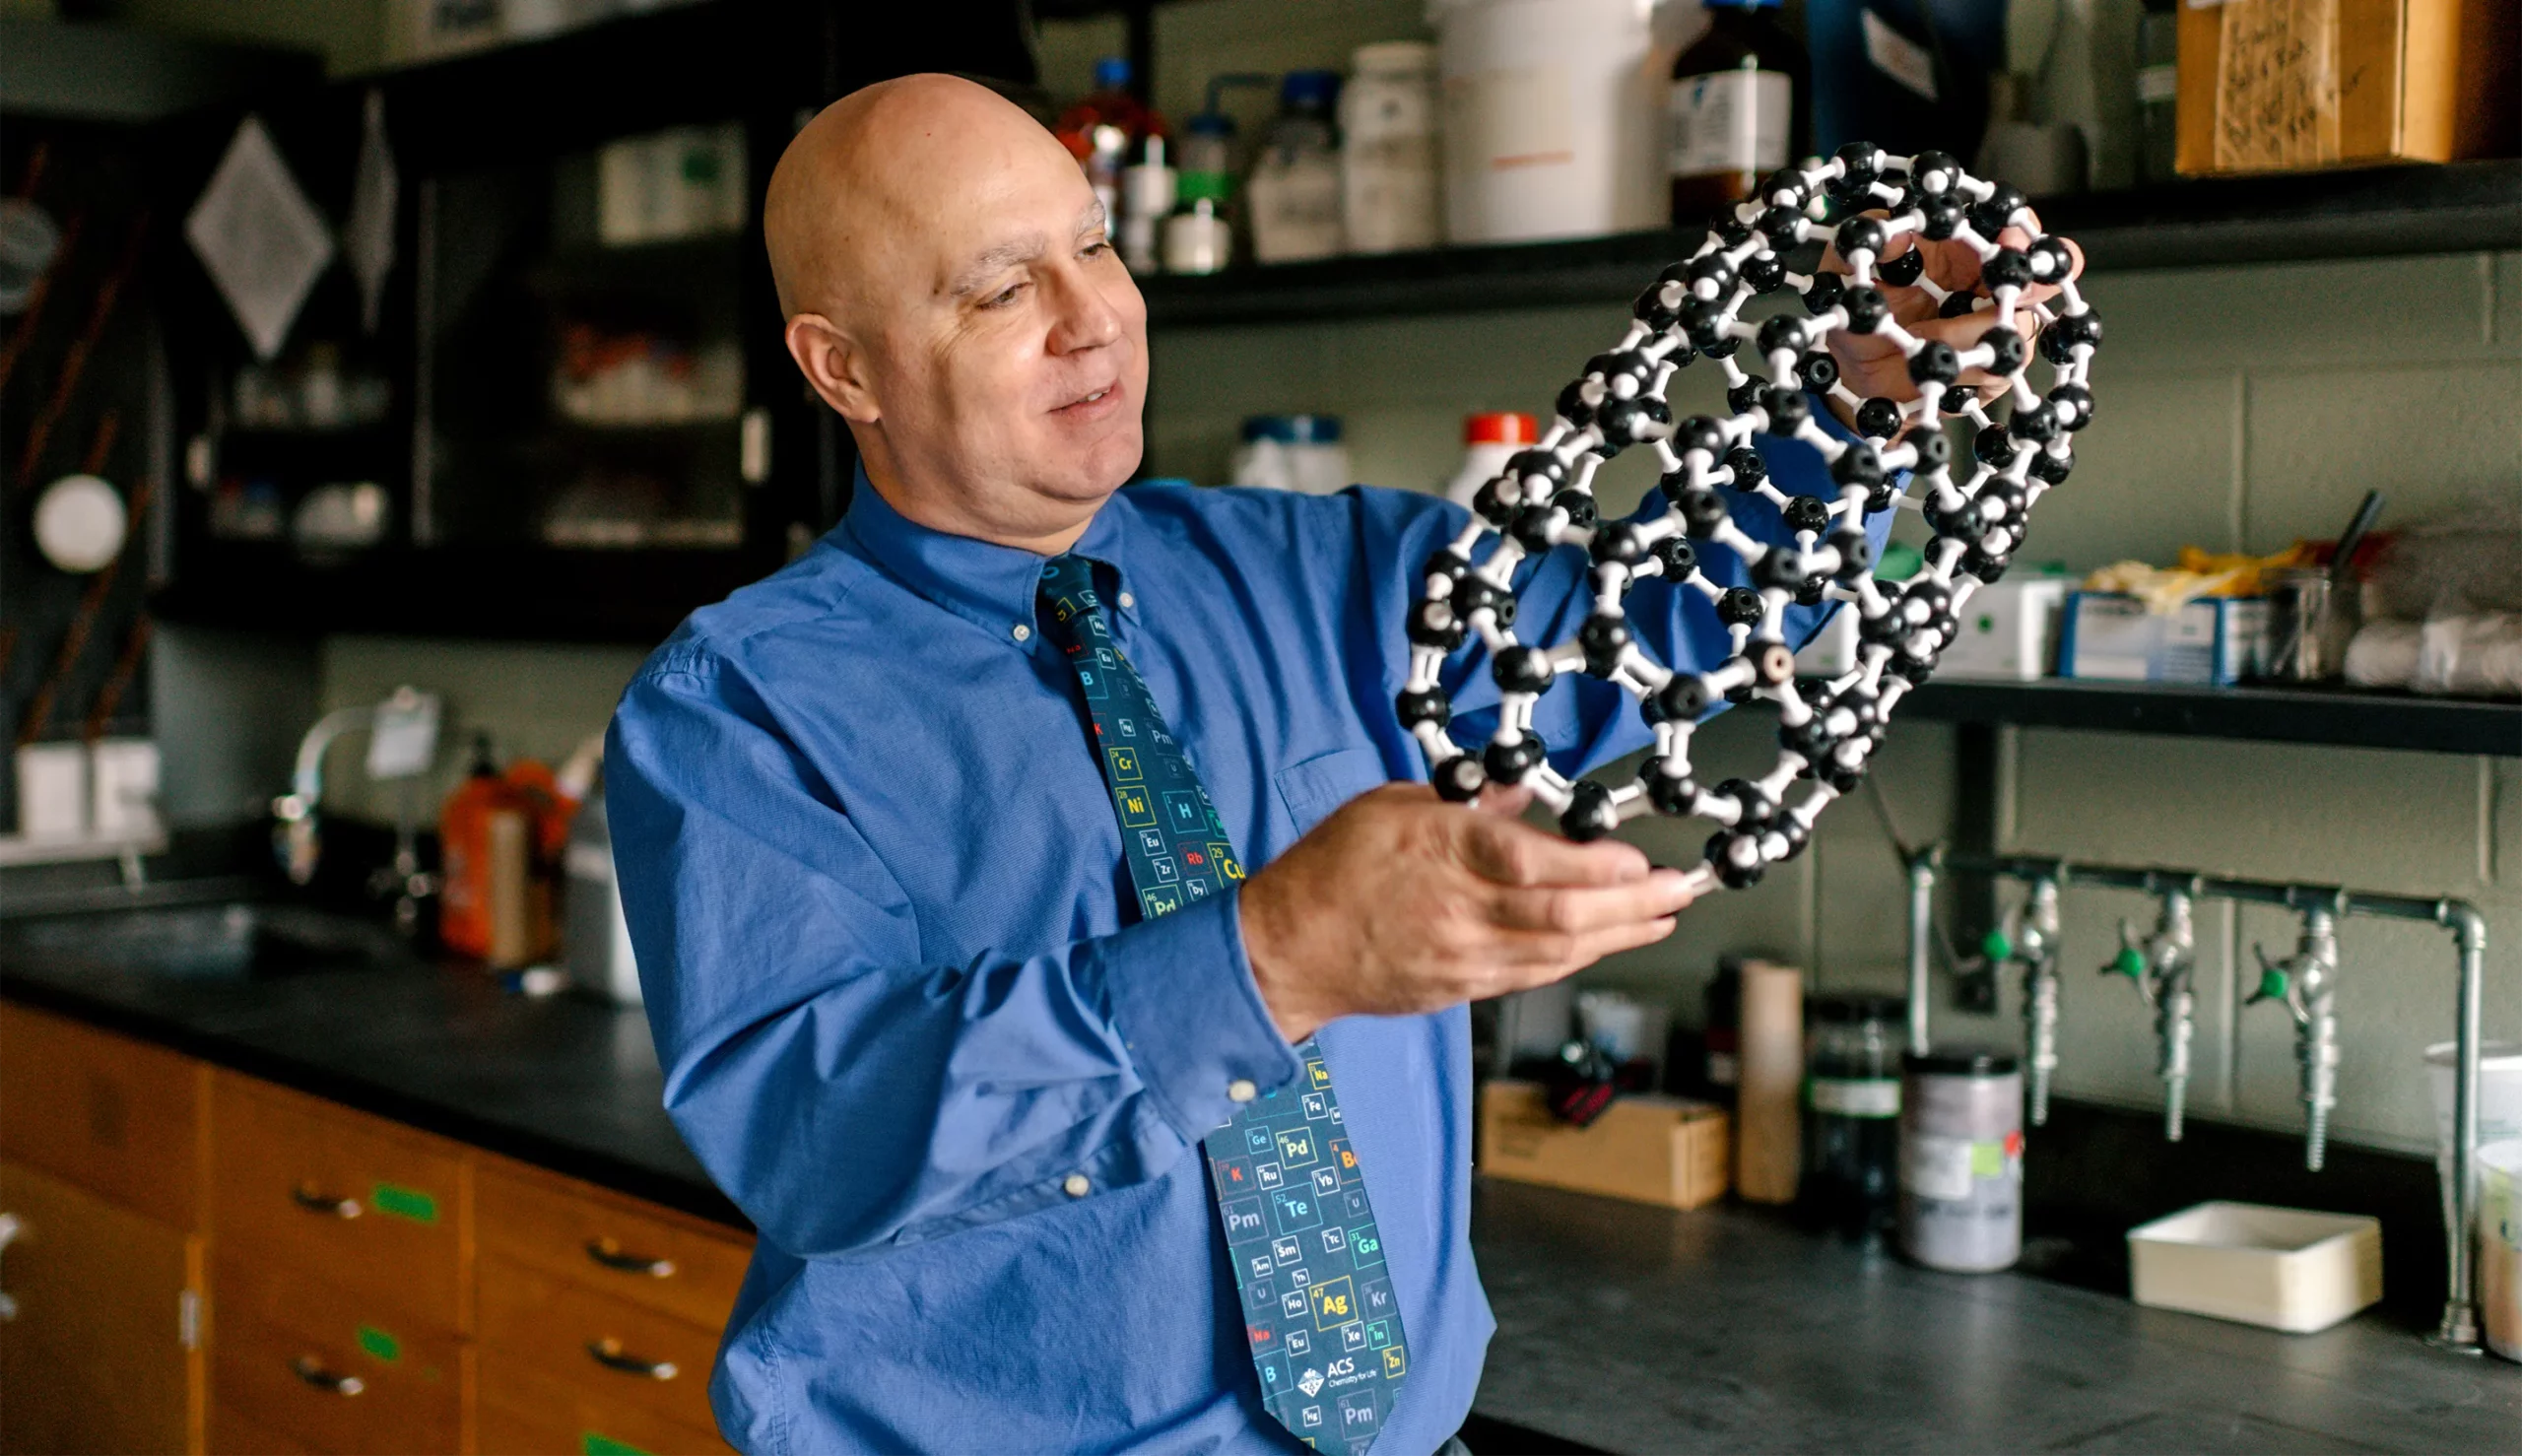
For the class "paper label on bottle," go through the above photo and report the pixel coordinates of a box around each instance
[1900,1133,1977,1202]
[1809,1077,1901,1118]
[2137,64,2180,103]
[1668,70,1791,178]
[1447,64,1574,172]
[1861,10,1940,102]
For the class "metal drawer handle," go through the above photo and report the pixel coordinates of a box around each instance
[0,1211,22,1322]
[586,1338,679,1381]
[292,1185,362,1219]
[291,1357,365,1396]
[585,1237,676,1278]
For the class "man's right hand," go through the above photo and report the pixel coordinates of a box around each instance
[1236,783,1697,1044]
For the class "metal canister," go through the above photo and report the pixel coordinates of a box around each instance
[1898,1048,2024,1273]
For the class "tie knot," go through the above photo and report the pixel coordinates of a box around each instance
[1037,555,1107,648]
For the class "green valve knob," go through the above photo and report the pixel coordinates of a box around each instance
[1980,929,2015,962]
[2110,947,2147,979]
[2254,966,2290,1003]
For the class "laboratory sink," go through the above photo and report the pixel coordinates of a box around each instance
[0,901,414,980]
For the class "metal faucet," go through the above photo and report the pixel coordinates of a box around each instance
[2105,882,2197,1141]
[271,687,442,934]
[2012,875,2064,1126]
[2249,903,2342,1171]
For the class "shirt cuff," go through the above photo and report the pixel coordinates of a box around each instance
[1093,888,1303,1145]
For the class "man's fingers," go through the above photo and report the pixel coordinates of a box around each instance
[1469,784,1533,820]
[1488,868,1696,936]
[1459,814,1650,890]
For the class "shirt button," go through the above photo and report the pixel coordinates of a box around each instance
[1062,1173,1091,1198]
[1117,591,1136,610]
[1012,624,1032,642]
[1228,1079,1257,1103]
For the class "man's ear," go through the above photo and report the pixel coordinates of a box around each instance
[785,313,880,424]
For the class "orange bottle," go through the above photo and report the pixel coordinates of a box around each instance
[437,735,514,960]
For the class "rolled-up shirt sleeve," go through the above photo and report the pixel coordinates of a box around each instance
[607,653,1300,1262]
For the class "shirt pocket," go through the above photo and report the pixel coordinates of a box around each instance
[1273,746,1390,838]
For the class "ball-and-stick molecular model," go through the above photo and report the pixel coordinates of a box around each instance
[1397,145,2101,894]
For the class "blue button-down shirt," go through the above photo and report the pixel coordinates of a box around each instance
[607,430,1875,1456]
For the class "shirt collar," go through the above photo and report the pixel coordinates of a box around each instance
[840,464,1136,640]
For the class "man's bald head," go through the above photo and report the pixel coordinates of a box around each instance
[766,74,1081,323]
[768,73,1149,554]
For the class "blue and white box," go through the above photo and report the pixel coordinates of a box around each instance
[2060,591,2271,686]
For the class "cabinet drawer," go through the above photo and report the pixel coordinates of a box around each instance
[479,1357,736,1456]
[478,1254,723,1433]
[207,1257,463,1456]
[0,1002,205,1229]
[210,1073,468,1333]
[478,1156,751,1331]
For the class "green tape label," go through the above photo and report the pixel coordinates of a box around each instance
[370,1182,438,1224]
[356,1325,400,1363]
[1969,1141,2005,1178]
[582,1434,652,1456]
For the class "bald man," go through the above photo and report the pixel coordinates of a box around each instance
[608,75,1960,1456]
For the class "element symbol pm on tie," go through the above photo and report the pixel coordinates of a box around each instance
[1398,145,2097,895]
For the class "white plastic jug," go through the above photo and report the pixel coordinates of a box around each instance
[1430,0,1666,243]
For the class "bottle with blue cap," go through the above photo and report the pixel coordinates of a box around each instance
[1668,0,1809,220]
[1245,71,1345,264]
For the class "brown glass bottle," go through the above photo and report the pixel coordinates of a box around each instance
[1668,0,1810,222]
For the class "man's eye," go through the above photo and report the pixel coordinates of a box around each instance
[984,281,1027,309]
[1082,239,1111,259]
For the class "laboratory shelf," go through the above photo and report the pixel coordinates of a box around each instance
[1138,159,2522,328]
[1895,678,2522,757]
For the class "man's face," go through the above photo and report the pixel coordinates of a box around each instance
[864,143,1149,523]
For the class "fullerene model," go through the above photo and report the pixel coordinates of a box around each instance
[1398,144,2101,894]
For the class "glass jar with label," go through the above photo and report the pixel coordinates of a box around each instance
[1668,0,1808,221]
[1800,993,1904,1239]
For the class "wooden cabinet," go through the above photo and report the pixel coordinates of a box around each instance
[477,1158,750,1333]
[475,1157,751,1455]
[0,1002,207,1233]
[0,1160,202,1456]
[206,1260,464,1456]
[0,1002,752,1456]
[209,1075,470,1336]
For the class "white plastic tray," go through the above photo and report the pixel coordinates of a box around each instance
[2127,1201,2381,1333]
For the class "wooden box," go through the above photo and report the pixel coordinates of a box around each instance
[2176,0,2517,175]
[1477,1080,1730,1211]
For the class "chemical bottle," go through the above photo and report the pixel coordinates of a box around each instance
[1165,107,1239,274]
[1443,412,1540,508]
[437,734,509,960]
[1339,41,1440,255]
[1244,71,1345,264]
[1056,57,1161,229]
[1667,0,1807,221]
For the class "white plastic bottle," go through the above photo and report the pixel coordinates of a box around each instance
[1340,42,1441,254]
[1245,72,1345,264]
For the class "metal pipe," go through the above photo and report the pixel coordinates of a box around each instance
[2432,900,2486,1352]
[1905,845,1939,1056]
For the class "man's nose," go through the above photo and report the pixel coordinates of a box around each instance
[1047,264,1126,355]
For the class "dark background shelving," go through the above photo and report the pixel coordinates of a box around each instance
[1899,679,2522,758]
[1137,159,2522,328]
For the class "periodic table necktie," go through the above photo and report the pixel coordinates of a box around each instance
[1037,555,1410,1454]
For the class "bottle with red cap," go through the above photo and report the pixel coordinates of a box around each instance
[1443,412,1540,508]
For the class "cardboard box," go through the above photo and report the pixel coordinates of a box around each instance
[2060,591,2270,685]
[2176,0,2517,174]
[1477,1080,1730,1210]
